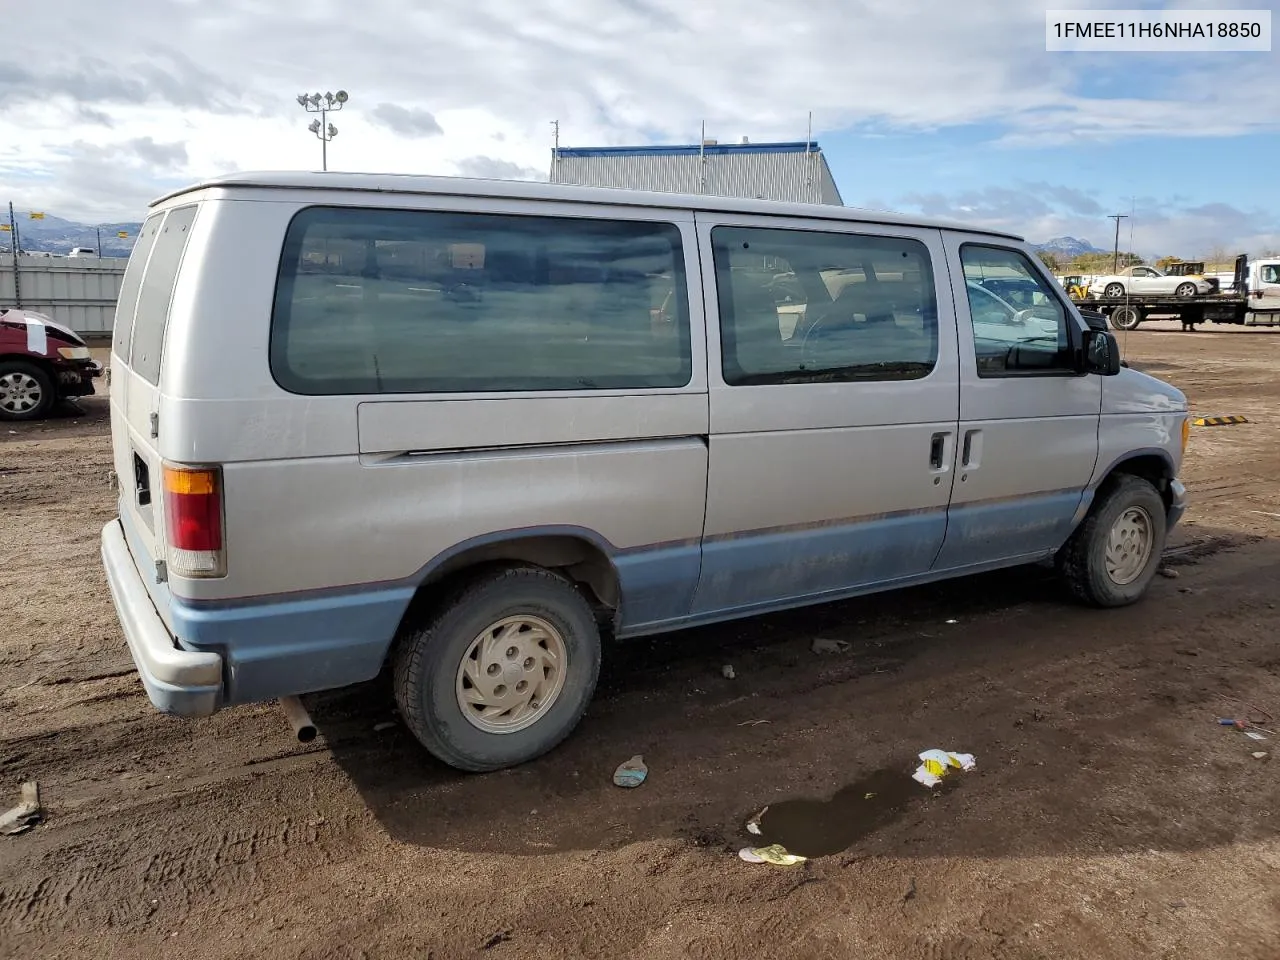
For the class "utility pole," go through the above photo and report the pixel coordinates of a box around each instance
[8,202,20,309]
[1110,214,1128,272]
[297,90,349,171]
[95,226,102,256]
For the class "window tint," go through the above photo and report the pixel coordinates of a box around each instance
[711,226,937,385]
[270,207,691,395]
[130,205,198,385]
[111,213,164,360]
[961,245,1074,377]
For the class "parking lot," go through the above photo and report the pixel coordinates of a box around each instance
[3,324,1279,960]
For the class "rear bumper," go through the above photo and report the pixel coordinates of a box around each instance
[1167,478,1188,531]
[100,519,223,717]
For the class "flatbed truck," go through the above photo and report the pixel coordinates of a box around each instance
[1071,255,1280,331]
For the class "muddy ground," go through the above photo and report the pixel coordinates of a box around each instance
[2,324,1279,960]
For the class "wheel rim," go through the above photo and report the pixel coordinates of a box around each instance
[1105,284,1124,297]
[455,615,568,734]
[1105,506,1155,585]
[1113,309,1139,330]
[1177,284,1195,297]
[0,372,43,415]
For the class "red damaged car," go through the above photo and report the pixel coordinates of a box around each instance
[0,308,104,421]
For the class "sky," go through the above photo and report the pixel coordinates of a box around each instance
[3,0,1278,258]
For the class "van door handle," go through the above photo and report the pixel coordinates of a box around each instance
[962,429,983,469]
[929,432,948,470]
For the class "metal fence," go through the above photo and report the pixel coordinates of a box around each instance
[1,255,126,336]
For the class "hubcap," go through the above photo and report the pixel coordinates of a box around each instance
[1105,506,1154,585]
[455,615,567,734]
[0,372,43,415]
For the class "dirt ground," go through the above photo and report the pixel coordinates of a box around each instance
[2,325,1279,960]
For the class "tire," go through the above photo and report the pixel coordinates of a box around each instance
[392,565,602,772]
[1104,283,1125,298]
[0,360,55,421]
[1058,475,1167,608]
[1110,305,1143,331]
[1175,283,1197,298]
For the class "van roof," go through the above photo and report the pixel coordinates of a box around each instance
[151,171,1025,241]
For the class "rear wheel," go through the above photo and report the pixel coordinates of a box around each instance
[1058,475,1166,607]
[1104,282,1125,298]
[1175,282,1197,298]
[0,361,54,421]
[1110,305,1143,331]
[392,565,602,772]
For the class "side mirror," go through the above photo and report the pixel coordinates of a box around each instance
[1082,329,1122,376]
[1012,308,1035,325]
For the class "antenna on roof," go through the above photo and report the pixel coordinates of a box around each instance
[805,111,815,203]
[550,120,560,183]
[699,120,707,194]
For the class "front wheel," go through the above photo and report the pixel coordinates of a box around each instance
[393,565,602,772]
[0,361,55,421]
[1058,475,1167,607]
[1175,282,1197,298]
[1103,283,1125,298]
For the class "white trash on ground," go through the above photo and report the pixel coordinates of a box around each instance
[911,750,976,788]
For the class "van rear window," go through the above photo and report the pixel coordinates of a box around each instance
[269,206,692,395]
[130,204,198,385]
[111,214,164,360]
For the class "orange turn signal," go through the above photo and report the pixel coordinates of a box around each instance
[163,466,217,496]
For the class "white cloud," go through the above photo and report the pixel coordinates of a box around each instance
[1,0,1278,224]
[369,103,444,138]
[896,186,1280,260]
[455,156,546,181]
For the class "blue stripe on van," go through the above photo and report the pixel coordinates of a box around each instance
[691,508,949,616]
[155,488,1092,704]
[615,541,703,627]
[170,586,415,705]
[932,489,1086,571]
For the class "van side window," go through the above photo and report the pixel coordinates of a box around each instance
[111,213,165,361]
[1263,264,1280,284]
[130,205,198,385]
[711,226,937,385]
[270,207,692,395]
[960,245,1073,377]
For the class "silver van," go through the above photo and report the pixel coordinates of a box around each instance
[101,173,1189,771]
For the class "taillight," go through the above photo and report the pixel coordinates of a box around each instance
[162,464,225,578]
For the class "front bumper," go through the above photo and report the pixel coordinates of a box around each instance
[100,519,223,716]
[1166,478,1188,532]
[54,360,103,397]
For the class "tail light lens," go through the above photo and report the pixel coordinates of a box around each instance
[162,464,225,578]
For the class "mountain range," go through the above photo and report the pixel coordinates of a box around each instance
[1032,236,1106,258]
[3,213,143,258]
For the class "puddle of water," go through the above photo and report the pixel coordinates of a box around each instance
[753,766,950,859]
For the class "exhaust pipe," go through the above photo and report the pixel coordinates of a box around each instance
[280,696,317,743]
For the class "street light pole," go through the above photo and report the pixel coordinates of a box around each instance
[297,90,349,171]
[1109,214,1128,273]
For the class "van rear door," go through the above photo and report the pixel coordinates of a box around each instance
[109,204,199,592]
